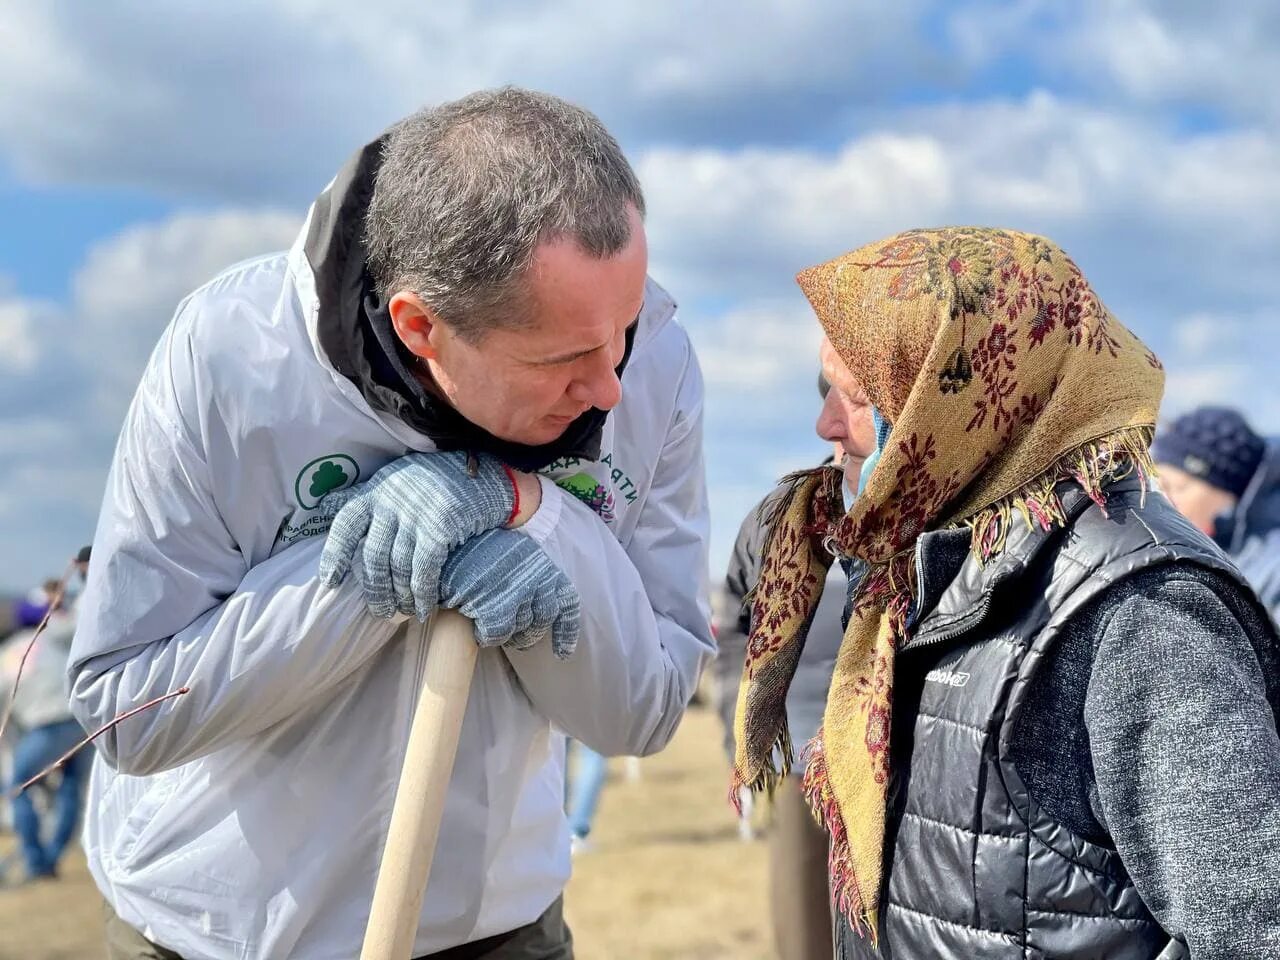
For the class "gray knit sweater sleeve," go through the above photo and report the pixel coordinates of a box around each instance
[1085,571,1280,959]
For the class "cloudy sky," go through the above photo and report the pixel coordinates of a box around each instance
[1,1,1278,591]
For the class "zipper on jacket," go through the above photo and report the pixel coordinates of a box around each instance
[904,531,997,653]
[905,591,995,653]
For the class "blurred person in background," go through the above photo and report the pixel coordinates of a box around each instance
[13,579,60,631]
[712,363,876,960]
[1153,406,1280,622]
[1,550,92,884]
[0,588,16,640]
[563,740,608,854]
[563,739,645,855]
[735,228,1280,958]
[68,545,92,612]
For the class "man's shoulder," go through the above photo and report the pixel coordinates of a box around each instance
[165,252,316,393]
[1233,528,1280,602]
[147,250,331,441]
[173,252,293,346]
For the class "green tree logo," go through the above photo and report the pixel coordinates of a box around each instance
[295,454,360,510]
[310,461,349,500]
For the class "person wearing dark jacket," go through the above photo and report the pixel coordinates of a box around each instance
[732,227,1280,959]
[715,367,876,960]
[1153,406,1280,624]
[715,506,844,959]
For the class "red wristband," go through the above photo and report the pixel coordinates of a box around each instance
[502,464,520,526]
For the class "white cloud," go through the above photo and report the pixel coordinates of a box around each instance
[640,93,1280,316]
[0,409,112,589]
[642,134,956,302]
[0,416,77,456]
[0,2,381,199]
[687,301,835,576]
[1163,363,1252,412]
[688,302,825,392]
[0,0,929,199]
[0,208,302,590]
[0,296,47,372]
[1072,1,1280,122]
[0,462,106,519]
[945,1,1280,124]
[1162,312,1280,431]
[1172,313,1254,357]
[69,208,302,422]
[2,1,1276,211]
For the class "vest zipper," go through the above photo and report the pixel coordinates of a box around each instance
[904,592,994,652]
[904,536,996,653]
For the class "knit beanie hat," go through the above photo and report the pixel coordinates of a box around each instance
[1151,406,1265,498]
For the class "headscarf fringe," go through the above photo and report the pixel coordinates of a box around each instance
[963,425,1155,563]
[803,729,878,945]
[850,552,917,620]
[729,722,794,812]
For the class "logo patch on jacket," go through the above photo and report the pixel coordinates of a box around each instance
[555,472,616,523]
[295,454,359,510]
[925,667,970,688]
[275,454,362,548]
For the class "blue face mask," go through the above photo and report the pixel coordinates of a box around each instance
[856,447,880,496]
[872,406,892,450]
[843,406,891,509]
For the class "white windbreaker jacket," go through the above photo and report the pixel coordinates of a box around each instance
[69,149,712,959]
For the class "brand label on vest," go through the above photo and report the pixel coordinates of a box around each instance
[925,667,971,688]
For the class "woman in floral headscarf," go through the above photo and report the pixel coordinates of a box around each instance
[734,228,1280,959]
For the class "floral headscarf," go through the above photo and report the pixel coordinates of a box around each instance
[732,227,1164,942]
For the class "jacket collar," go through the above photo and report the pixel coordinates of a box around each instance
[904,476,1147,651]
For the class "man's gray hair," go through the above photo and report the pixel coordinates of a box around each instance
[365,87,645,342]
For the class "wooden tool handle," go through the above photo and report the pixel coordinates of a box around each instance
[361,609,478,960]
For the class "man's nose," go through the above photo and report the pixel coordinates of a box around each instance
[568,354,622,411]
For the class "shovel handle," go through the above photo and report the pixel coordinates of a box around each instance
[361,609,478,960]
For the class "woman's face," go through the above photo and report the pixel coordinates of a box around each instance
[817,338,877,489]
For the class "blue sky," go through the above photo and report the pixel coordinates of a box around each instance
[0,0,1278,591]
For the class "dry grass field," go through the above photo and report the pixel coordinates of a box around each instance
[0,704,775,960]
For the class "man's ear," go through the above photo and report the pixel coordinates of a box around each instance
[388,291,443,360]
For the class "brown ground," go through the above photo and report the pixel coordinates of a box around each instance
[0,704,774,960]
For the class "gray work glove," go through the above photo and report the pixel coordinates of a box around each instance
[438,529,580,659]
[318,450,515,620]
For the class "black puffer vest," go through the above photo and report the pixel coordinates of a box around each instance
[838,479,1238,959]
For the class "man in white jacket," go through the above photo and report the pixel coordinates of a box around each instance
[70,88,713,960]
